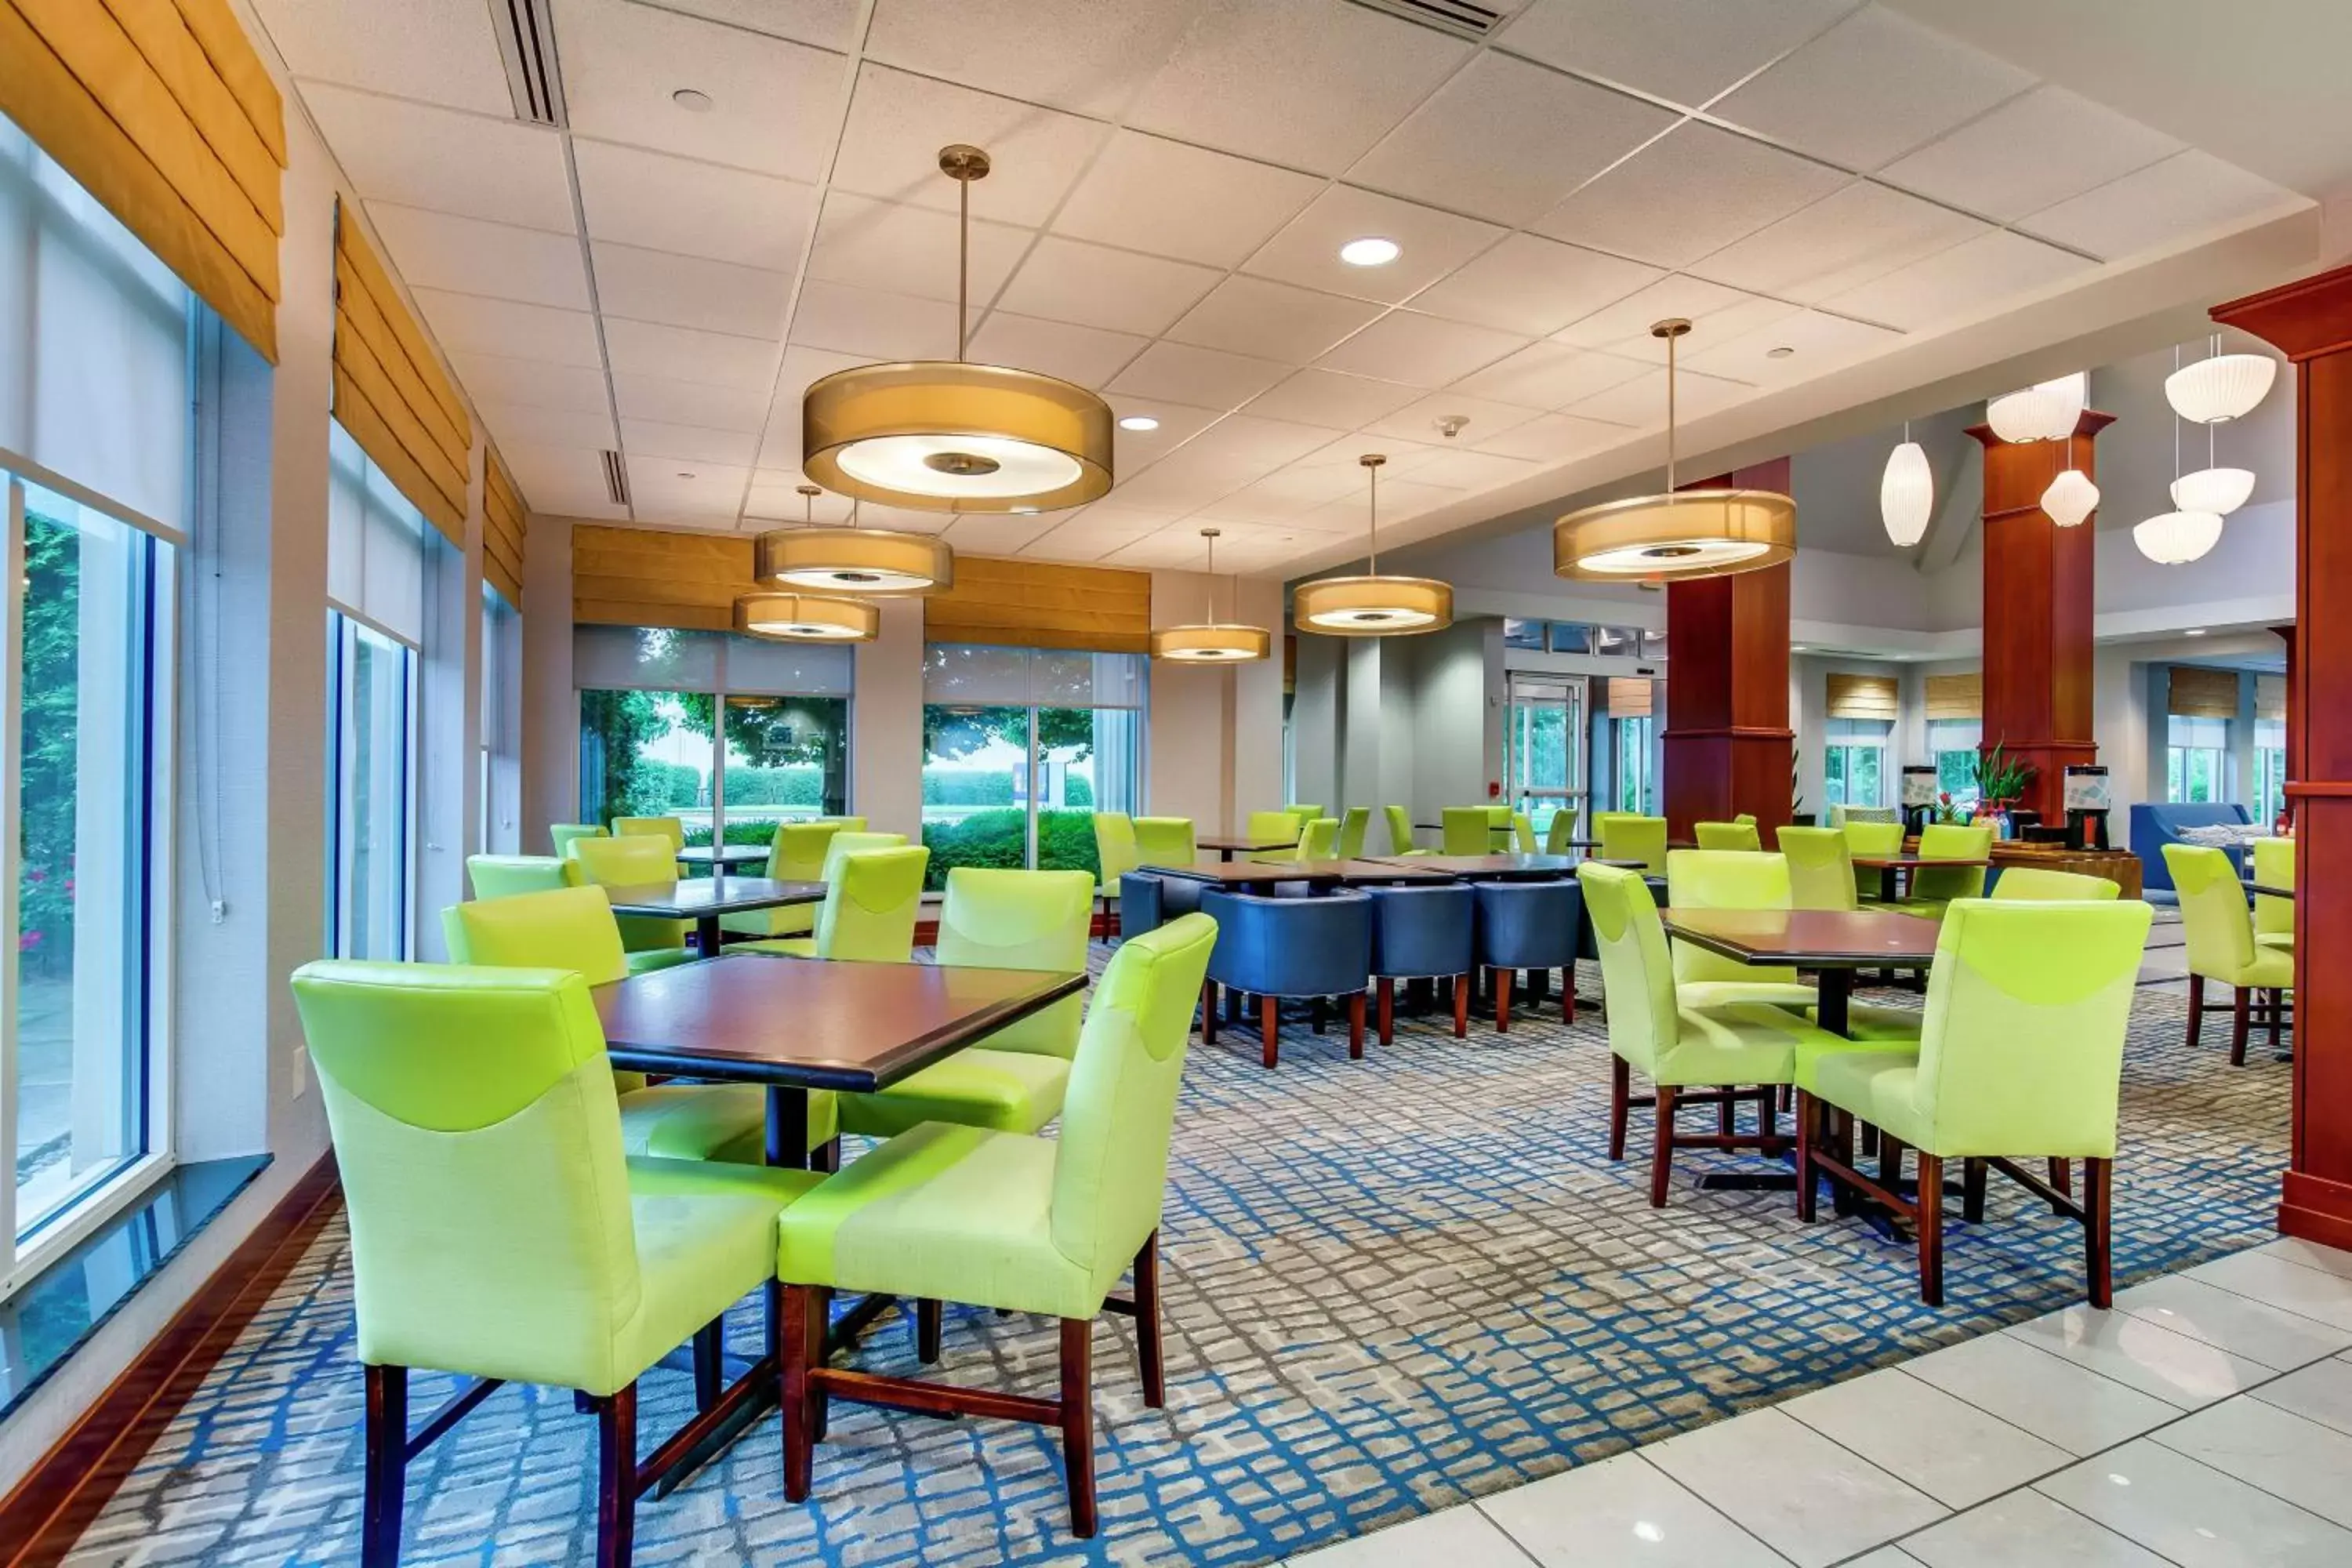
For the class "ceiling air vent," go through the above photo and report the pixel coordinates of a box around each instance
[601,450,630,507]
[1345,0,1507,42]
[491,0,567,126]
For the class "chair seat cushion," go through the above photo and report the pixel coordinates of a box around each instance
[719,904,815,938]
[735,936,815,958]
[625,949,701,976]
[2256,932,2293,952]
[775,1122,1112,1320]
[611,1156,822,1397]
[1799,1001,1926,1046]
[620,1083,837,1164]
[1653,1004,1815,1087]
[1680,979,1821,1012]
[837,1049,1070,1139]
[1807,1051,1934,1152]
[2221,945,2296,989]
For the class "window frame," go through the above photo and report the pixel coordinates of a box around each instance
[326,610,418,960]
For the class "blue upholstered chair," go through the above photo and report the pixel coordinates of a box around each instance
[1199,888,1371,1069]
[2131,801,2253,898]
[1367,884,1475,1044]
[1472,880,1583,1032]
[1117,869,1203,939]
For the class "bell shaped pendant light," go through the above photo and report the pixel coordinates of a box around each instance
[2165,336,2275,424]
[1879,422,1932,546]
[1294,456,1454,635]
[2042,467,2100,528]
[1555,319,1796,582]
[1986,372,2087,444]
[2168,414,2255,516]
[2136,349,2225,565]
[737,485,882,637]
[1152,528,1272,662]
[799,145,1112,517]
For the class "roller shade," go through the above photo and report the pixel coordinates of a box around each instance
[2257,673,2285,722]
[1924,671,1981,720]
[1606,677,1653,717]
[334,201,469,542]
[926,556,1151,654]
[573,524,756,631]
[0,0,285,359]
[484,445,525,608]
[1826,672,1899,720]
[2168,666,2239,719]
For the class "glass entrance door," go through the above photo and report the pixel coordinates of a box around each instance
[1504,673,1587,841]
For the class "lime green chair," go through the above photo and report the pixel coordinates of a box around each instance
[740,845,930,961]
[1800,897,2153,1305]
[840,869,1095,1141]
[289,959,819,1567]
[1336,806,1371,859]
[1283,804,1323,829]
[720,822,848,940]
[466,855,577,900]
[1991,867,2119,901]
[1134,817,1196,869]
[775,914,1218,1539]
[2165,844,2292,1065]
[1441,806,1494,855]
[1577,863,1875,1207]
[612,815,685,851]
[1843,819,1906,900]
[548,823,607,858]
[1777,825,1859,911]
[1094,812,1142,924]
[1900,822,1994,913]
[1597,812,1668,873]
[567,834,695,966]
[2252,837,2294,950]
[1543,807,1581,855]
[1694,821,1762,852]
[813,815,868,830]
[819,830,909,875]
[1247,809,1303,851]
[1385,805,1416,855]
[1255,816,1338,864]
[1510,811,1537,851]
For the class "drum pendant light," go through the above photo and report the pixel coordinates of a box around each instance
[737,485,881,638]
[798,144,1112,517]
[1553,319,1796,582]
[1293,456,1454,635]
[1151,528,1272,662]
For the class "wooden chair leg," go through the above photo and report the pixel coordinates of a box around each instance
[2085,1156,2114,1308]
[1719,1093,1736,1138]
[1608,1055,1631,1162]
[2046,1157,2072,1215]
[1377,976,1395,1047]
[1495,967,1514,1033]
[594,1384,637,1568]
[1310,996,1326,1035]
[1794,1091,1817,1223]
[1878,1131,1904,1190]
[2270,988,2285,1051]
[1453,971,1471,1037]
[692,1316,723,1412]
[361,1363,408,1568]
[782,1284,815,1502]
[1201,980,1218,1044]
[1133,1231,1165,1409]
[915,1298,942,1363]
[2186,973,2204,1050]
[1650,1083,1677,1207]
[2231,985,2251,1066]
[1347,991,1366,1059]
[1059,1318,1098,1539]
[1962,1158,1987,1224]
[1261,994,1280,1069]
[1917,1153,1945,1307]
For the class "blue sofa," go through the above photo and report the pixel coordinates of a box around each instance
[2132,802,2252,898]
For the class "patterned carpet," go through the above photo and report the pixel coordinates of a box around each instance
[65,949,2285,1567]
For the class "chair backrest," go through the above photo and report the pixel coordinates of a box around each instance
[1050,914,1218,1284]
[1908,899,2152,1156]
[2252,836,2295,938]
[820,830,911,881]
[766,821,847,883]
[1134,816,1196,868]
[568,835,688,953]
[1842,818,1907,897]
[1576,863,1679,1074]
[1991,866,2119,901]
[1912,822,1994,902]
[1283,804,1324,829]
[466,854,578,901]
[1598,813,1668,873]
[289,960,641,1390]
[1510,811,1537,852]
[1441,805,1494,855]
[441,886,629,986]
[612,815,684,851]
[1093,812,1142,885]
[1693,821,1762,852]
[1664,851,1798,988]
[2163,844,2256,977]
[1298,816,1341,859]
[1543,807,1581,855]
[935,868,1095,1058]
[1337,806,1370,859]
[1384,804,1415,855]
[547,824,607,858]
[1247,808,1304,847]
[814,815,868,830]
[1777,826,1859,911]
[813,844,931,960]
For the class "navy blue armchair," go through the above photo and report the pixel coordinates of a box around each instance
[1472,880,1584,1032]
[2132,802,2252,898]
[1367,884,1475,1043]
[1199,888,1372,1068]
[1118,870,1202,939]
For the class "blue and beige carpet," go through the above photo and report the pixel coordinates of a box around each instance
[65,952,2285,1566]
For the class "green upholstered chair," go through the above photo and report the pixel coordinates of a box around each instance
[548,823,607,858]
[289,959,818,1567]
[739,845,930,961]
[1510,811,1537,851]
[612,815,685,851]
[1283,803,1324,829]
[818,830,909,877]
[813,815,868,830]
[1336,806,1371,859]
[1597,813,1668,873]
[839,868,1095,1141]
[1799,897,2153,1305]
[466,854,577,901]
[567,834,694,966]
[2252,837,2294,950]
[1900,822,1994,912]
[1694,821,1762,852]
[1992,866,2119,901]
[1664,851,1921,1043]
[1093,813,1141,924]
[1247,808,1304,851]
[1577,863,1871,1207]
[1843,819,1906,900]
[720,822,846,939]
[1385,804,1417,855]
[1543,807,1581,855]
[1777,826,1860,911]
[2165,844,2292,1065]
[1441,805,1494,855]
[775,913,1218,1540]
[1256,816,1338,864]
[1134,816,1196,869]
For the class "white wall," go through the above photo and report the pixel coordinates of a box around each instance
[852,597,924,840]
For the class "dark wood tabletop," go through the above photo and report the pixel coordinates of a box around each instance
[1366,853,1579,878]
[600,877,826,919]
[1157,861,1346,887]
[2249,882,2296,899]
[1852,855,1994,869]
[593,953,1087,1091]
[675,844,770,869]
[1663,908,1943,967]
[1196,833,1301,854]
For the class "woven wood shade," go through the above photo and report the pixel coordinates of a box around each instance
[925,555,1151,653]
[1606,677,1653,717]
[1924,672,1982,721]
[334,201,470,542]
[574,524,758,631]
[2257,673,2285,722]
[2168,666,2240,719]
[1826,672,1900,720]
[484,448,525,607]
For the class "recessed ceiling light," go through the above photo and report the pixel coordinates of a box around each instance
[1118,415,1160,432]
[1766,345,1795,359]
[2186,627,2207,637]
[673,89,713,111]
[1339,236,1400,267]
[677,470,696,479]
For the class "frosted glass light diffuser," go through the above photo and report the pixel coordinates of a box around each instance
[2041,467,2100,528]
[1986,372,2087,443]
[2170,466,2256,516]
[2133,510,2223,564]
[2165,354,2275,424]
[1880,440,1933,545]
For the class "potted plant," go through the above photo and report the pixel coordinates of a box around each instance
[1973,742,2036,837]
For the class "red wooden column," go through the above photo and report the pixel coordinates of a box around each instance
[1965,412,2114,823]
[1661,458,1794,839]
[2215,265,2352,1245]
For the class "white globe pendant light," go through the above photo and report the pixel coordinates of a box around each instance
[2165,337,2275,423]
[1879,425,1932,546]
[2041,468,2100,528]
[1986,371,2087,443]
[2170,467,2256,516]
[2134,510,2223,564]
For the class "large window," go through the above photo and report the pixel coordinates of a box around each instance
[1928,718,1982,806]
[1824,718,1891,808]
[921,645,1145,889]
[1610,715,1655,813]
[479,585,521,855]
[2167,716,2230,804]
[1505,673,1585,835]
[2256,717,2287,827]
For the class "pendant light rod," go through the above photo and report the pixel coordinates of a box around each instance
[941,143,989,363]
[798,483,818,525]
[1653,318,1691,492]
[1202,527,1220,625]
[1361,452,1385,573]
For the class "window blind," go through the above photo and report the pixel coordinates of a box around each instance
[484,445,525,607]
[333,201,469,543]
[572,523,759,630]
[924,556,1152,654]
[2256,673,2285,722]
[1826,672,1900,720]
[1606,677,1653,717]
[326,419,430,645]
[1923,671,1982,720]
[2168,666,2239,719]
[923,644,1145,710]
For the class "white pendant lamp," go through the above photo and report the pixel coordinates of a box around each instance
[2171,467,2256,516]
[1986,371,2087,443]
[2041,468,2100,528]
[1554,319,1797,582]
[1293,455,1454,635]
[2134,511,2223,564]
[1880,423,1932,546]
[2165,337,2275,424]
[1151,528,1272,662]
[731,590,880,641]
[757,490,952,594]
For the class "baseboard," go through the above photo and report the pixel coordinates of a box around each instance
[0,1155,343,1567]
[2278,1169,2352,1250]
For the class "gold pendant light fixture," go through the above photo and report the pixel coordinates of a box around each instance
[1152,528,1272,662]
[1553,319,1796,583]
[736,484,880,641]
[1292,455,1454,636]
[798,144,1113,517]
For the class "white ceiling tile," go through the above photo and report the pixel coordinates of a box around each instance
[252,0,513,113]
[965,311,1149,389]
[1680,308,1902,384]
[993,237,1223,336]
[1394,448,1544,491]
[1026,505,1183,561]
[1472,411,1635,460]
[622,419,760,466]
[479,399,619,450]
[1563,364,1752,425]
[1052,131,1321,268]
[758,345,877,465]
[805,193,1030,304]
[743,470,828,522]
[1106,401,1227,473]
[864,0,1207,118]
[1105,526,1240,569]
[1315,311,1528,387]
[1686,181,1986,304]
[1414,234,1663,336]
[593,242,791,338]
[1454,341,1650,409]
[1243,185,1507,305]
[1824,227,2092,331]
[1710,5,2035,172]
[831,65,1108,227]
[1555,274,1800,358]
[1181,413,1341,472]
[2017,151,2304,262]
[1878,85,2183,223]
[1363,394,1544,448]
[1243,369,1425,430]
[613,374,770,432]
[649,0,857,50]
[1499,0,1862,111]
[602,319,781,392]
[575,140,816,270]
[411,290,604,368]
[1290,477,1457,536]
[557,0,842,180]
[303,86,575,232]
[452,352,610,416]
[499,440,626,518]
[1105,445,1265,512]
[1211,466,1364,521]
[1109,342,1290,408]
[364,203,591,308]
[1166,277,1385,365]
[855,503,957,537]
[1126,0,1472,173]
[624,457,752,521]
[938,510,1064,554]
[1352,53,1679,227]
[1535,121,1849,268]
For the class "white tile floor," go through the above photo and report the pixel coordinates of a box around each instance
[1287,1236,2352,1568]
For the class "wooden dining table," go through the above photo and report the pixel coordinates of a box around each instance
[674,843,770,871]
[1661,908,1942,1037]
[1365,853,1581,879]
[601,876,825,954]
[1852,854,1994,904]
[1196,833,1305,862]
[1158,858,1461,891]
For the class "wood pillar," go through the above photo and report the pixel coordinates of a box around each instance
[2214,266,2352,1247]
[1965,412,2114,823]
[1661,458,1794,839]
